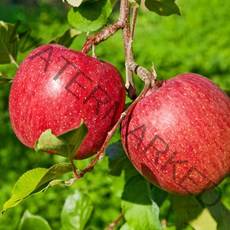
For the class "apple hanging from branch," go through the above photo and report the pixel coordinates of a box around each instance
[9,44,125,159]
[121,73,230,195]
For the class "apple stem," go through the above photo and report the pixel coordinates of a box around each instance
[74,78,151,180]
[70,158,80,179]
[122,1,136,98]
[122,1,157,88]
[78,112,127,177]
[66,80,151,184]
[82,0,157,91]
[67,0,157,183]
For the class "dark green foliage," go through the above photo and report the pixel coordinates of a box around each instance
[145,0,181,16]
[68,0,113,32]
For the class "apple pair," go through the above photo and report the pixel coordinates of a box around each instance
[9,45,230,194]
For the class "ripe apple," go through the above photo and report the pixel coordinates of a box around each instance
[9,44,125,159]
[121,73,230,195]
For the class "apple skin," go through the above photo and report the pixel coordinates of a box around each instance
[121,73,230,195]
[9,44,125,159]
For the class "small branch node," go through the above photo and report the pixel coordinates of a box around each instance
[117,19,126,28]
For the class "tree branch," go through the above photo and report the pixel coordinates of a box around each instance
[73,0,157,183]
[68,75,151,182]
[82,0,128,54]
[82,0,156,87]
[122,1,156,88]
[70,158,80,179]
[122,1,136,98]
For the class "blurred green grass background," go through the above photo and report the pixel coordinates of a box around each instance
[0,0,229,229]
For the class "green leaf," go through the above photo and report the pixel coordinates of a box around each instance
[67,0,112,33]
[190,209,217,230]
[12,21,42,53]
[106,141,139,179]
[2,163,72,212]
[151,186,168,207]
[170,195,203,229]
[120,223,134,230]
[145,0,181,16]
[35,121,88,159]
[35,130,66,155]
[50,28,80,47]
[61,190,94,230]
[19,210,52,230]
[111,0,118,8]
[106,141,128,176]
[0,21,18,64]
[199,189,230,230]
[121,175,162,230]
[36,163,72,189]
[220,178,230,211]
[0,72,13,83]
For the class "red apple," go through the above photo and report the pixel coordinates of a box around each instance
[9,44,125,159]
[121,73,230,195]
